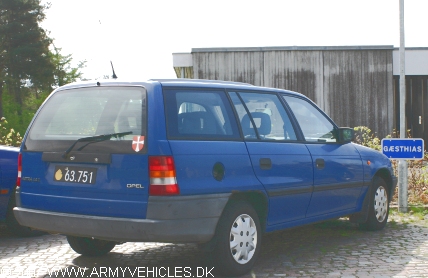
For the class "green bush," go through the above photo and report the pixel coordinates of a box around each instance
[0,117,23,147]
[353,126,382,151]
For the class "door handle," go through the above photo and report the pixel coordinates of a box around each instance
[316,158,325,169]
[259,158,272,170]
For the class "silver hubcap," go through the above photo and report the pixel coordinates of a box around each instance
[374,185,388,222]
[229,214,257,264]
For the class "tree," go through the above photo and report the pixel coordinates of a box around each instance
[0,0,55,119]
[51,45,86,87]
[0,48,87,135]
[0,1,86,135]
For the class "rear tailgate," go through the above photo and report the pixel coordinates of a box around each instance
[19,86,149,219]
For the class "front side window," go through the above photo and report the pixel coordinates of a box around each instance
[283,96,337,143]
[164,89,240,140]
[25,87,146,153]
[230,92,297,141]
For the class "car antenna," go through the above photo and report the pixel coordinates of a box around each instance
[110,61,118,79]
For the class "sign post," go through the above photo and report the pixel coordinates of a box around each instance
[382,138,424,213]
[398,0,407,213]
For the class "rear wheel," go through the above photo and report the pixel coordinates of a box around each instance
[359,176,390,231]
[209,201,261,277]
[66,236,116,256]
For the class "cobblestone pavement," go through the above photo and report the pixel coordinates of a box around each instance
[0,210,427,278]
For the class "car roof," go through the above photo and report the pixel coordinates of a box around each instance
[56,79,303,97]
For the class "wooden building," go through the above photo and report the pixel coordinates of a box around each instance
[173,46,428,143]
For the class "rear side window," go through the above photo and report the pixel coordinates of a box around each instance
[25,87,147,153]
[164,89,240,140]
[229,92,297,141]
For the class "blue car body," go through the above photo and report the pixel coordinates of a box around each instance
[13,79,397,275]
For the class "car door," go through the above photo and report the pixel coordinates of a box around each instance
[229,92,313,225]
[163,89,262,195]
[283,95,365,218]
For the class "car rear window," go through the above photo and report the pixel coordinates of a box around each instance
[163,89,241,140]
[25,86,147,153]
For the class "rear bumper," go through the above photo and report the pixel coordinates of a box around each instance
[14,193,231,243]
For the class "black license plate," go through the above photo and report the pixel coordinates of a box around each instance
[54,166,97,184]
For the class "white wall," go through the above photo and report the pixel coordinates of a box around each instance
[393,48,428,75]
[172,53,193,67]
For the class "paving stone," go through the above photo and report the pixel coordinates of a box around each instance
[1,212,428,278]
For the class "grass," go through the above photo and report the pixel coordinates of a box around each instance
[388,206,428,228]
[390,206,428,218]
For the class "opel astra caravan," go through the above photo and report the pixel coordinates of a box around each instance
[14,79,397,276]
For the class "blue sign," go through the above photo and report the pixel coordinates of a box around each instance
[381,138,424,160]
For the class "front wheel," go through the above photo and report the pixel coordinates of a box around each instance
[209,201,261,277]
[66,236,116,256]
[359,177,390,231]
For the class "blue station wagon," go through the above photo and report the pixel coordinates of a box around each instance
[14,79,397,276]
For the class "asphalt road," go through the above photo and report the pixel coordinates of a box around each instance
[1,209,427,278]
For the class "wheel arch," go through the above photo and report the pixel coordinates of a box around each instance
[350,169,393,224]
[226,191,269,233]
[198,191,268,252]
[373,168,394,200]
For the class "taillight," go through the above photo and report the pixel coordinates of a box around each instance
[16,152,22,187]
[149,156,180,196]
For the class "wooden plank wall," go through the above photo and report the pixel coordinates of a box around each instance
[193,49,393,138]
[194,52,264,85]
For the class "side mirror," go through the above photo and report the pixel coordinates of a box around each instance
[336,127,354,143]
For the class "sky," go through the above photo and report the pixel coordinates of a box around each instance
[40,0,428,81]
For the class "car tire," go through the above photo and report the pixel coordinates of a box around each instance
[5,191,43,237]
[209,201,261,277]
[66,236,116,256]
[359,176,390,231]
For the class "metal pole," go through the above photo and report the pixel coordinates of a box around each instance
[398,0,408,213]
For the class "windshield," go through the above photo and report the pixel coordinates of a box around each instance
[25,86,147,153]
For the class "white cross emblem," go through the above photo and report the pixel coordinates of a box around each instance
[132,136,145,152]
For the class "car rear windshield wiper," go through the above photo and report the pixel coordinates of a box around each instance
[62,131,133,158]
